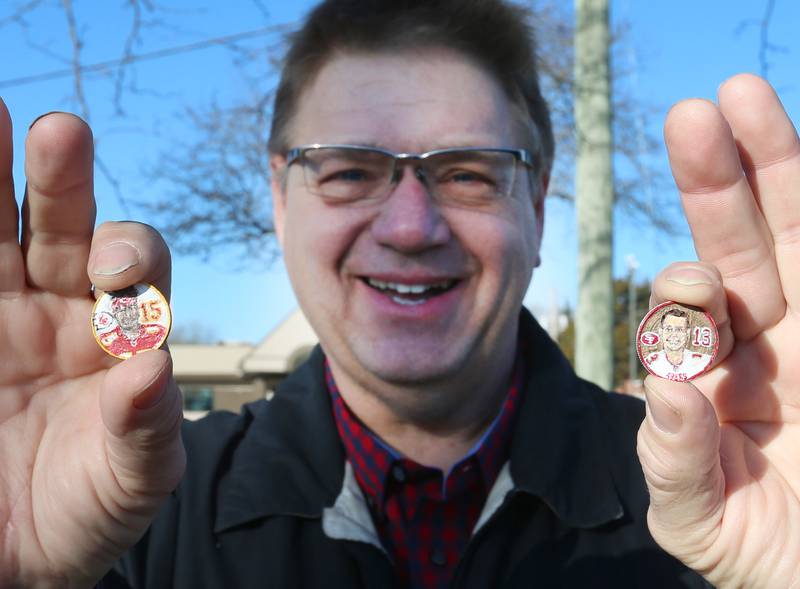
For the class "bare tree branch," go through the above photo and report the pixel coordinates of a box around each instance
[532,0,677,234]
[0,0,677,268]
[0,0,190,215]
[113,0,146,115]
[0,0,45,28]
[60,0,90,121]
[250,0,271,21]
[736,1,785,82]
[760,0,777,80]
[142,94,277,265]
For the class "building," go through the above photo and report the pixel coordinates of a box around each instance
[171,309,318,419]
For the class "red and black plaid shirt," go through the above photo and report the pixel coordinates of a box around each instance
[326,353,524,589]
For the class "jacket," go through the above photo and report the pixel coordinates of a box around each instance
[103,310,709,588]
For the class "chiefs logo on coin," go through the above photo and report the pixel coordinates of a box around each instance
[636,301,717,382]
[91,283,171,359]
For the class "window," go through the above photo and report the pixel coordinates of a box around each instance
[182,386,214,411]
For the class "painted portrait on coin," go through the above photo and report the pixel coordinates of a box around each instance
[91,283,172,360]
[636,301,718,382]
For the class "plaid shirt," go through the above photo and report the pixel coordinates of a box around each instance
[326,353,524,589]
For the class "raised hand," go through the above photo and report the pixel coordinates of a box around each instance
[637,74,800,588]
[0,102,184,587]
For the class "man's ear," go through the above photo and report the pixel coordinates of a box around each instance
[270,155,287,249]
[532,170,549,268]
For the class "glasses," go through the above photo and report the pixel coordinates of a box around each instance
[285,144,534,205]
[662,326,688,335]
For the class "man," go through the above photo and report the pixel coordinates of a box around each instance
[0,0,799,587]
[644,308,712,381]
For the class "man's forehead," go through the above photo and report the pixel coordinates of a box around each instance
[663,315,688,326]
[288,50,522,150]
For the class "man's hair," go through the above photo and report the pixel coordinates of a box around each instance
[267,0,555,177]
[661,308,689,327]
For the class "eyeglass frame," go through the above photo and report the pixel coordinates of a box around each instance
[283,143,536,203]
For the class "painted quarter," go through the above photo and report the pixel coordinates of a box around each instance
[636,301,717,382]
[91,283,172,360]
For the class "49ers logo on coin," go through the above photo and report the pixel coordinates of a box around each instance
[636,301,717,382]
[91,283,171,359]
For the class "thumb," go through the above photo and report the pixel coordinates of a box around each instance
[100,349,186,498]
[637,375,725,565]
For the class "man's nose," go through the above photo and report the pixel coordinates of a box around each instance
[370,166,451,253]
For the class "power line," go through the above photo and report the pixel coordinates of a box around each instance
[0,24,289,90]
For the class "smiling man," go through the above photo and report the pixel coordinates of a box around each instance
[2,0,800,588]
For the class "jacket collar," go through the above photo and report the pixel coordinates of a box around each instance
[215,309,624,534]
[509,310,624,528]
[215,347,345,533]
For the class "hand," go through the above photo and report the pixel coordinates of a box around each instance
[0,102,185,587]
[637,74,800,588]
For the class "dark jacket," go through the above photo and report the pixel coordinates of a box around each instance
[103,311,708,588]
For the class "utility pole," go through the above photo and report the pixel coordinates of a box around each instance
[574,0,614,389]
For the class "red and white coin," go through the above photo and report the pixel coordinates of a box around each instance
[636,301,717,382]
[91,283,172,359]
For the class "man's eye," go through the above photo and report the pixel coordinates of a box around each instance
[443,170,494,185]
[324,168,370,182]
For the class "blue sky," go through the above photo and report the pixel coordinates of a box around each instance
[0,0,797,343]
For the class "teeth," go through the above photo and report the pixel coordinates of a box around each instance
[391,296,426,306]
[367,278,453,294]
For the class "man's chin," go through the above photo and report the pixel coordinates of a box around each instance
[352,346,468,388]
[365,361,461,387]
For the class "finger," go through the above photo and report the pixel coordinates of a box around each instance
[717,74,800,313]
[88,221,172,300]
[649,261,734,365]
[22,112,96,297]
[0,97,23,293]
[637,375,725,571]
[99,349,185,500]
[665,99,784,341]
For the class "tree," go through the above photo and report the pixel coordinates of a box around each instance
[611,277,650,388]
[556,277,650,390]
[556,306,576,366]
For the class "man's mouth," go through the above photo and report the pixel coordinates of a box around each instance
[364,278,458,306]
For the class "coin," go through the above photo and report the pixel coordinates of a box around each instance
[91,283,172,359]
[636,301,717,382]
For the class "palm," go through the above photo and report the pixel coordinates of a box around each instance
[694,317,800,585]
[0,105,183,586]
[639,74,800,588]
[1,296,97,580]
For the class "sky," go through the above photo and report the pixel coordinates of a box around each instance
[0,0,798,344]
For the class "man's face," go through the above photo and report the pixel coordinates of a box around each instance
[661,315,689,352]
[271,49,545,394]
[114,302,139,331]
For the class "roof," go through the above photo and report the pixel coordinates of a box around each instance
[171,343,254,378]
[241,308,318,374]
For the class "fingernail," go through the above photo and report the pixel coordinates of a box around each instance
[645,384,682,434]
[92,242,141,276]
[28,111,66,130]
[665,267,714,287]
